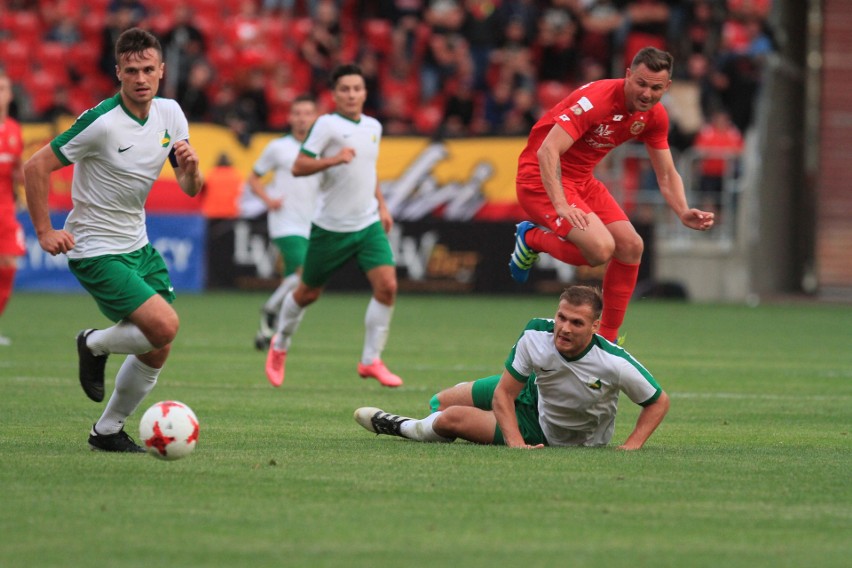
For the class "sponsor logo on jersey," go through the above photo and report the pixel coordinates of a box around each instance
[577,96,594,111]
[630,121,646,135]
[592,124,614,138]
[559,114,571,122]
[158,129,171,147]
[118,145,133,153]
[613,114,624,121]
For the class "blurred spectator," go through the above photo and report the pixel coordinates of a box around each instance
[177,60,214,122]
[161,5,207,100]
[201,154,243,219]
[39,84,75,122]
[535,8,581,84]
[577,0,623,71]
[501,87,537,135]
[357,48,383,117]
[43,5,82,47]
[615,0,671,66]
[440,74,478,137]
[98,6,138,75]
[461,0,503,90]
[420,0,469,103]
[692,108,744,213]
[300,0,344,92]
[107,0,147,23]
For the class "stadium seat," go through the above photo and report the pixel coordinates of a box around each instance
[35,42,70,77]
[0,39,30,81]
[363,19,393,55]
[4,10,42,40]
[537,81,573,111]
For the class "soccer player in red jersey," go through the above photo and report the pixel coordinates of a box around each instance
[0,72,25,346]
[510,47,715,342]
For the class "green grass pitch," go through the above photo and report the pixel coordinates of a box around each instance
[1,291,850,567]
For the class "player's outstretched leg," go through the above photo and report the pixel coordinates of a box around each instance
[354,407,413,437]
[508,221,540,283]
[77,329,108,402]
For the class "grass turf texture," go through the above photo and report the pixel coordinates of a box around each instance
[1,291,850,567]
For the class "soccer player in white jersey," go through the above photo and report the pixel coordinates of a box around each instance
[247,95,320,350]
[355,286,670,450]
[265,63,402,388]
[23,28,204,453]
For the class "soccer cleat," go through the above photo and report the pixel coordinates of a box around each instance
[358,359,403,387]
[88,425,146,453]
[508,221,540,283]
[77,329,107,402]
[254,331,271,351]
[265,334,286,387]
[354,407,413,438]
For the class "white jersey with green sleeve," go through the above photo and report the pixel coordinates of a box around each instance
[505,318,662,447]
[252,134,319,239]
[50,94,190,259]
[299,112,382,232]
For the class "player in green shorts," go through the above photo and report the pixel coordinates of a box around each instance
[245,95,320,350]
[354,286,670,450]
[265,64,403,389]
[23,29,204,453]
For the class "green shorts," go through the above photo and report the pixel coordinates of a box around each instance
[68,244,175,322]
[272,235,309,277]
[470,375,546,446]
[301,222,395,288]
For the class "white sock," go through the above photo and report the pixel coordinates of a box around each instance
[273,292,305,351]
[87,321,155,356]
[399,412,453,443]
[94,355,160,435]
[264,273,300,313]
[361,297,393,365]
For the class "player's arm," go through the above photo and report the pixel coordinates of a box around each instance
[23,144,75,255]
[173,140,204,197]
[247,171,282,210]
[375,181,393,233]
[292,147,354,177]
[617,390,670,451]
[537,124,589,230]
[647,146,714,231]
[492,370,544,449]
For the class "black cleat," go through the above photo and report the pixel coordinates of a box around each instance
[353,407,413,438]
[88,426,146,453]
[77,329,107,402]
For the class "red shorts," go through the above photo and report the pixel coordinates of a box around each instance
[0,212,25,256]
[516,178,628,238]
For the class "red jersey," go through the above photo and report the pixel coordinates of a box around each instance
[516,78,670,185]
[0,116,23,215]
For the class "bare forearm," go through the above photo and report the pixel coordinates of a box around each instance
[493,389,525,447]
[538,147,572,216]
[619,391,670,450]
[177,168,204,197]
[293,154,338,176]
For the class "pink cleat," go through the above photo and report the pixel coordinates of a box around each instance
[265,335,287,387]
[357,359,403,387]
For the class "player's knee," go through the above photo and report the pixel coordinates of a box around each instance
[295,286,321,306]
[615,233,644,262]
[146,313,179,348]
[373,280,397,305]
[584,240,616,266]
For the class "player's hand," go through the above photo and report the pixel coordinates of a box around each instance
[379,204,393,233]
[37,228,75,256]
[173,140,199,174]
[268,197,284,210]
[557,203,589,231]
[681,208,715,231]
[335,147,356,165]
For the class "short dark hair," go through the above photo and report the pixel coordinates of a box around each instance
[559,286,604,321]
[630,47,674,75]
[115,27,162,65]
[329,64,364,88]
[292,94,316,106]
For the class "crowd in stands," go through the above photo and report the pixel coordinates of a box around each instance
[1,0,772,149]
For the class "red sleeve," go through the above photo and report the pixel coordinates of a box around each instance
[640,105,670,150]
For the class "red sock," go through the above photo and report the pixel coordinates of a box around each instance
[0,266,15,316]
[526,227,589,266]
[599,258,639,341]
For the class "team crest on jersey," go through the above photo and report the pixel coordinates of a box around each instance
[570,104,583,116]
[629,121,645,135]
[158,129,171,147]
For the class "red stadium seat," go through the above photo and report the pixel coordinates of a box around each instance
[363,19,393,55]
[0,39,31,81]
[4,10,43,41]
[537,81,573,111]
[35,42,70,77]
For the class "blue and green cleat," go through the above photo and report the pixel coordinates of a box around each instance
[508,221,540,283]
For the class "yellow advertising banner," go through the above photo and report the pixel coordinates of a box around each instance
[22,121,526,217]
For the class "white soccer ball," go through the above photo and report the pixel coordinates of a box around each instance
[139,400,199,460]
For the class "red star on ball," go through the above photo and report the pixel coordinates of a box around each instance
[145,421,176,456]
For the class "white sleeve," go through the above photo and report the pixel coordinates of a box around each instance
[300,116,331,158]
